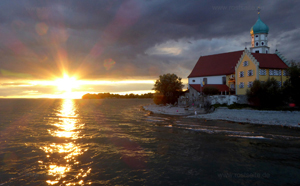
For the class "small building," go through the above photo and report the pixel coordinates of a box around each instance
[188,12,290,96]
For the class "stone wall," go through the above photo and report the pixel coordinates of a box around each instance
[178,94,248,107]
[208,95,248,105]
[178,95,204,107]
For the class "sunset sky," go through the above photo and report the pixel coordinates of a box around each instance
[0,0,299,98]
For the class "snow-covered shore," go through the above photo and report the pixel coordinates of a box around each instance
[143,104,300,127]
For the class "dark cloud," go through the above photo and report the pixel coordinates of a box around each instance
[0,0,299,83]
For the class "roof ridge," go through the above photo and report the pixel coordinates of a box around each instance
[201,50,243,57]
[275,50,290,67]
[252,52,276,55]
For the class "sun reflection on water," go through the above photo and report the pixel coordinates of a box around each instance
[40,99,91,185]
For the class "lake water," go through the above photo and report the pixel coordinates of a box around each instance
[0,99,300,185]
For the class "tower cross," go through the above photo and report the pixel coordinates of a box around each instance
[258,7,261,14]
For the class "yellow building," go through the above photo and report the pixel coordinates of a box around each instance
[235,49,289,95]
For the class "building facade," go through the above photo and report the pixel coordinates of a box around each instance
[235,49,289,95]
[188,13,290,96]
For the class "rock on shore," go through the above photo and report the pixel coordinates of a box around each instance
[143,104,205,116]
[143,104,300,127]
[189,107,300,127]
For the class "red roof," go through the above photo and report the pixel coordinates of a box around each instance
[188,50,288,78]
[190,84,229,92]
[252,53,288,69]
[188,51,244,78]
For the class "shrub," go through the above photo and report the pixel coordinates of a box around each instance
[247,78,284,108]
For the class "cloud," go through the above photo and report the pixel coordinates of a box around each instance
[0,0,299,97]
[1,82,32,86]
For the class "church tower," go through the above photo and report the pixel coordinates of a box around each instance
[250,9,270,54]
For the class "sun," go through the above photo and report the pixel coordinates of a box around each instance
[55,74,79,93]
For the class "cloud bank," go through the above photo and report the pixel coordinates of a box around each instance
[0,0,299,97]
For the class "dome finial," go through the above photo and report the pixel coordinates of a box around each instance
[250,8,269,34]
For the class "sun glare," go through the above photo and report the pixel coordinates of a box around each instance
[50,74,82,99]
[55,74,78,92]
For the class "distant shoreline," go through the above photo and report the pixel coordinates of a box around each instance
[82,92,153,99]
[82,98,153,99]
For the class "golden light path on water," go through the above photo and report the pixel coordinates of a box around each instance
[40,99,91,185]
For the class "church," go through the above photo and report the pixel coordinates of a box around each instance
[188,12,290,96]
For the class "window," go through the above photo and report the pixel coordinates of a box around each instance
[239,82,244,88]
[277,81,282,88]
[256,42,259,46]
[203,78,207,85]
[266,50,268,54]
[270,69,281,76]
[283,70,288,76]
[243,61,249,66]
[255,35,258,38]
[260,69,266,75]
[247,70,253,76]
[192,80,195,82]
[261,42,264,46]
[255,50,259,53]
[239,71,244,77]
[248,81,253,88]
[222,77,226,85]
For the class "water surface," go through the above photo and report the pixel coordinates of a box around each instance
[0,99,299,185]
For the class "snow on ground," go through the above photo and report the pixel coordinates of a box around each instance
[143,104,300,127]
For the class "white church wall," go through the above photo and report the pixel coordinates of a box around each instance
[188,77,202,85]
[188,75,225,85]
[251,47,262,53]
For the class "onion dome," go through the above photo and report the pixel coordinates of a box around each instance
[250,15,269,35]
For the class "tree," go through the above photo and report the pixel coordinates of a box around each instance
[153,73,184,105]
[282,61,300,106]
[247,78,284,108]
